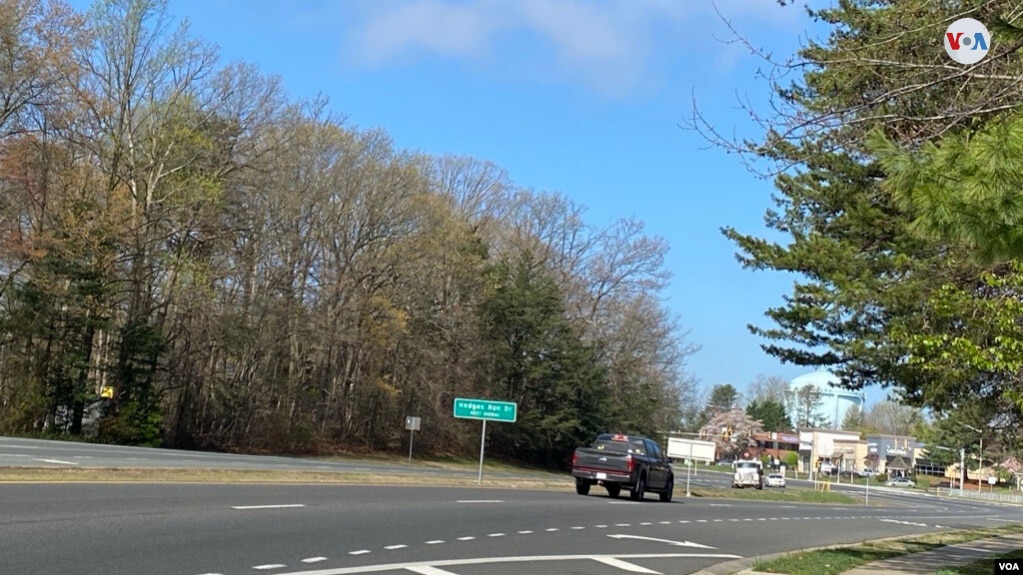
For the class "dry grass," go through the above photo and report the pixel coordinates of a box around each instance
[0,466,573,489]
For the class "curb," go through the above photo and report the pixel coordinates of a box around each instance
[688,532,963,575]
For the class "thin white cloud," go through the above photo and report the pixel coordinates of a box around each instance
[342,0,810,96]
[353,0,505,64]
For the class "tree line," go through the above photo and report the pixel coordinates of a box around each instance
[0,0,698,468]
[693,0,1023,465]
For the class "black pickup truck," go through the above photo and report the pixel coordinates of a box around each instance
[570,433,674,502]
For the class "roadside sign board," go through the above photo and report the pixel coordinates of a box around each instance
[453,398,517,423]
[405,416,421,431]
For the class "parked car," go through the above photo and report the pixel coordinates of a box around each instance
[885,477,916,488]
[857,469,878,478]
[765,473,786,488]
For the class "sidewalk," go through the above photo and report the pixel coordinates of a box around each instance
[696,533,1023,575]
[839,532,1023,574]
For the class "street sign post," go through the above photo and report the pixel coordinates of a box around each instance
[453,398,518,483]
[405,416,421,463]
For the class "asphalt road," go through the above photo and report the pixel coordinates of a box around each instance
[0,436,554,480]
[4,481,1022,575]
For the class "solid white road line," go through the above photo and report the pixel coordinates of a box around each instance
[232,505,306,510]
[592,557,662,574]
[36,458,78,465]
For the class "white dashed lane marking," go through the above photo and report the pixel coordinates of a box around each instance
[197,512,959,574]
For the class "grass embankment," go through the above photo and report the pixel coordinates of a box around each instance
[751,524,1023,575]
[316,452,559,474]
[0,467,573,488]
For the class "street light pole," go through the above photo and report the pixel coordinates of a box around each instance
[979,436,984,492]
[686,441,692,497]
[960,448,966,496]
[961,423,985,493]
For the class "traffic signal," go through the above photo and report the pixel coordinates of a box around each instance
[722,426,733,441]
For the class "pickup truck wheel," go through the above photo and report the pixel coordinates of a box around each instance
[605,484,621,498]
[630,475,646,501]
[575,479,591,496]
[659,477,674,502]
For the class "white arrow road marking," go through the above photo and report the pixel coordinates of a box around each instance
[607,534,716,549]
[36,458,78,465]
[406,567,460,575]
[232,505,306,510]
[592,557,662,574]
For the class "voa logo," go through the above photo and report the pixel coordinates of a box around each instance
[945,18,990,64]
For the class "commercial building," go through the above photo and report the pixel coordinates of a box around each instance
[865,434,921,476]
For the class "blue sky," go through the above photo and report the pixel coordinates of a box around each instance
[106,0,890,406]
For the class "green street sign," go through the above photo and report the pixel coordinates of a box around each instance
[453,397,517,423]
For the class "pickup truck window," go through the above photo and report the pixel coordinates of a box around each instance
[592,440,630,452]
[593,439,646,454]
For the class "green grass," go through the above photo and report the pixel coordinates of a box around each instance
[935,551,1023,575]
[687,487,861,504]
[751,525,1023,575]
[2,466,861,505]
